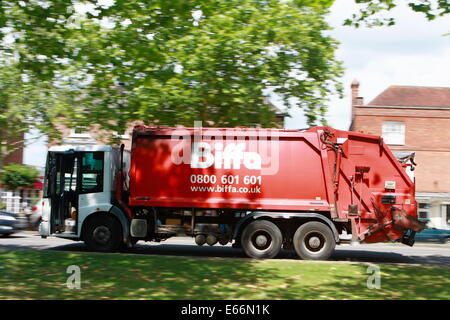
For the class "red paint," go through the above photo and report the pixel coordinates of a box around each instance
[128,125,423,243]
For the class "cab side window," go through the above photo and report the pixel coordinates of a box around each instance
[81,152,104,193]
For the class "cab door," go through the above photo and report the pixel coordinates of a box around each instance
[47,151,80,234]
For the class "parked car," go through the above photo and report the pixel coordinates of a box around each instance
[29,200,43,230]
[415,220,450,244]
[0,210,27,237]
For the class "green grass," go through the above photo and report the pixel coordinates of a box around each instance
[0,248,449,300]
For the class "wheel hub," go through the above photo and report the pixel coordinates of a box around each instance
[93,226,111,244]
[308,236,321,249]
[304,232,325,253]
[255,235,268,247]
[251,231,272,251]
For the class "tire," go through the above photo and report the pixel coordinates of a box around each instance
[241,220,282,259]
[293,221,336,260]
[83,215,122,252]
[32,217,42,231]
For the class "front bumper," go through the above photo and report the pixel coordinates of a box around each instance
[38,220,50,237]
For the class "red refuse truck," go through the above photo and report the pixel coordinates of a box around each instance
[39,125,424,260]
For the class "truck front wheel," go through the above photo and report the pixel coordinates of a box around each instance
[83,215,122,252]
[293,221,335,260]
[241,220,282,259]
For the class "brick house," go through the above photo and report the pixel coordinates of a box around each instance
[3,135,24,165]
[350,80,450,229]
[1,134,43,214]
[54,122,138,151]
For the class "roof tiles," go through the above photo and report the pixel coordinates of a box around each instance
[368,86,450,107]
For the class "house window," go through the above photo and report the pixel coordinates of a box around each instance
[69,126,91,138]
[382,121,405,145]
[443,204,450,225]
[418,202,431,220]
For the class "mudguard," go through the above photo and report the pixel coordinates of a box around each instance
[109,205,130,242]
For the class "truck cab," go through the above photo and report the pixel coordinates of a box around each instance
[39,145,122,241]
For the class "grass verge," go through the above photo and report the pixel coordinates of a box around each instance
[0,249,449,300]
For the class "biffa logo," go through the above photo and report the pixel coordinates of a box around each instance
[191,142,261,170]
[170,121,280,175]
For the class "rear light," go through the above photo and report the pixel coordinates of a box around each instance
[32,206,38,211]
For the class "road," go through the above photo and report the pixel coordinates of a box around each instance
[1,231,450,267]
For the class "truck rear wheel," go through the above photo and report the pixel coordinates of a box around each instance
[83,215,122,252]
[293,221,335,260]
[241,220,282,259]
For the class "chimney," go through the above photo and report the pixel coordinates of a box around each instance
[351,79,360,106]
[350,79,364,129]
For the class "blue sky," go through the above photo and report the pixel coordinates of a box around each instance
[23,0,450,168]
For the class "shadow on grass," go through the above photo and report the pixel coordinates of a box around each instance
[0,249,290,299]
[264,262,450,300]
[48,242,298,259]
[0,248,450,300]
[46,241,450,267]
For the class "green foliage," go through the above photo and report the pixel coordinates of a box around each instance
[0,163,40,190]
[0,0,447,141]
[0,64,72,165]
[0,0,343,132]
[344,0,450,27]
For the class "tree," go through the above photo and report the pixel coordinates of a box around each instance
[1,1,445,139]
[0,0,343,133]
[0,62,72,168]
[345,0,450,27]
[0,163,39,190]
